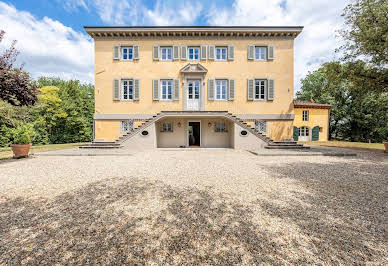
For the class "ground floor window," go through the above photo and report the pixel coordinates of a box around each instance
[255,120,267,134]
[215,122,227,132]
[161,122,173,132]
[299,126,309,136]
[120,120,133,133]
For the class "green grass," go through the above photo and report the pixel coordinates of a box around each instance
[0,143,89,160]
[298,141,385,151]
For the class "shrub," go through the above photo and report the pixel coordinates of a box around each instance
[12,123,35,144]
[0,125,12,147]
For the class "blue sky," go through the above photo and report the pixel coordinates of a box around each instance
[0,0,349,90]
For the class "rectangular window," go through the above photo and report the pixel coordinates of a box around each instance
[161,80,172,100]
[122,80,133,100]
[255,47,267,60]
[215,80,227,100]
[255,120,267,134]
[120,120,132,133]
[302,110,309,121]
[215,122,227,132]
[121,47,133,60]
[216,47,227,60]
[161,122,173,132]
[255,80,266,100]
[188,47,200,60]
[160,47,172,60]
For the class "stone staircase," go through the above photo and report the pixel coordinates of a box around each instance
[81,111,308,149]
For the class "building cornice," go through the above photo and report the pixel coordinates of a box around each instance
[84,26,303,39]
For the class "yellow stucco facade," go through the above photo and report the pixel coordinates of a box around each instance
[86,26,305,145]
[293,106,330,141]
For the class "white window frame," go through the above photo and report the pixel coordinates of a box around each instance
[215,121,227,133]
[254,79,266,100]
[254,46,267,61]
[121,46,134,61]
[160,47,172,61]
[255,120,267,134]
[302,110,309,121]
[121,79,134,101]
[188,47,200,60]
[299,126,310,137]
[215,80,227,100]
[215,47,227,61]
[161,122,173,132]
[120,120,131,134]
[160,80,173,101]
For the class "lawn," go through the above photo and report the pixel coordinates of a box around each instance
[299,140,385,150]
[0,143,88,159]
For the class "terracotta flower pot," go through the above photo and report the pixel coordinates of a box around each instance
[10,144,31,158]
[384,142,388,153]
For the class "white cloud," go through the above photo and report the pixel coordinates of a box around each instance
[0,2,93,83]
[207,0,348,92]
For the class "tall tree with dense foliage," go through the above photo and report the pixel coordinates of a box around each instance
[0,30,38,106]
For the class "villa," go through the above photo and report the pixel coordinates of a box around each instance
[83,26,329,149]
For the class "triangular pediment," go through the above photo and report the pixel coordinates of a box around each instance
[180,63,208,73]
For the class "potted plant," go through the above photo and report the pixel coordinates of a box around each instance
[10,124,35,158]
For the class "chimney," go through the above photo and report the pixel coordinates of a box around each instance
[310,97,315,103]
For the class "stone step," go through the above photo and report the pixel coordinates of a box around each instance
[91,142,121,146]
[267,142,301,146]
[265,145,310,149]
[80,145,123,149]
[272,141,297,144]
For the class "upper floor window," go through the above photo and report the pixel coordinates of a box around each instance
[216,47,227,60]
[255,80,266,100]
[122,80,133,100]
[161,80,172,100]
[160,47,172,60]
[255,47,267,60]
[215,122,227,132]
[302,110,309,121]
[216,80,227,100]
[188,47,200,60]
[121,47,133,60]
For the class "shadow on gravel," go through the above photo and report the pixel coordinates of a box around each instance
[262,159,388,264]
[0,178,293,264]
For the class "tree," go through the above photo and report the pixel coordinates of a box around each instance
[339,0,388,67]
[0,30,38,106]
[297,62,388,142]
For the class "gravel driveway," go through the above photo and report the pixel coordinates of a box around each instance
[0,149,387,264]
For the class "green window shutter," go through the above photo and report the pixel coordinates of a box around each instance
[267,79,274,100]
[113,46,120,60]
[228,45,234,60]
[153,79,159,100]
[181,46,187,60]
[133,45,139,60]
[228,79,235,100]
[247,79,254,100]
[201,45,207,60]
[208,45,215,60]
[208,79,215,100]
[153,45,159,60]
[133,79,140,100]
[113,78,120,100]
[173,79,180,100]
[173,45,179,60]
[312,126,320,141]
[248,45,255,60]
[268,45,274,60]
[293,126,299,141]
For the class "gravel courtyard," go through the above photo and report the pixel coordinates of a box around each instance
[0,148,387,264]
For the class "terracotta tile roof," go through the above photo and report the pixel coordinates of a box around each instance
[293,100,332,109]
